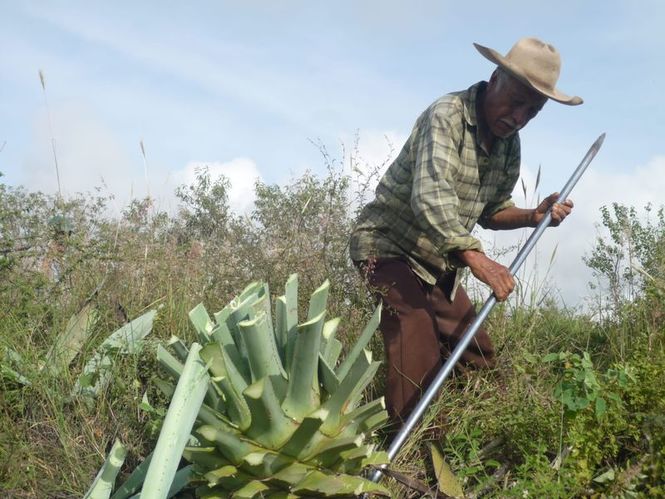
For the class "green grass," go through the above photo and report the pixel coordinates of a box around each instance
[2,171,665,497]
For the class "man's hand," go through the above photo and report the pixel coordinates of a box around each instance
[455,250,515,301]
[532,192,573,227]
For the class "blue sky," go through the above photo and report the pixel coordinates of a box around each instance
[2,1,664,306]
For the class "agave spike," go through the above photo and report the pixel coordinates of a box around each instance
[336,302,381,380]
[243,377,298,449]
[281,311,325,421]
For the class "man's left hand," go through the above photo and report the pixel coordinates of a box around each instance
[532,192,573,227]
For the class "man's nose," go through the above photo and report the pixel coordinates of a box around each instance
[512,107,529,126]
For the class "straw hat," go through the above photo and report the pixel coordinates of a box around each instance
[474,37,583,106]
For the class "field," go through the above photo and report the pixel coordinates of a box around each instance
[1,166,664,497]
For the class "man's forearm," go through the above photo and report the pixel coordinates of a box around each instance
[483,206,536,230]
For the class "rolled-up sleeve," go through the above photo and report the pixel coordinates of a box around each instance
[411,110,483,261]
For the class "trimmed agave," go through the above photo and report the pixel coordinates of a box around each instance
[144,274,389,497]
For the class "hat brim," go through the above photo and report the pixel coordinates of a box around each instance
[474,43,583,106]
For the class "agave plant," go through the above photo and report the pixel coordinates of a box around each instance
[101,274,390,498]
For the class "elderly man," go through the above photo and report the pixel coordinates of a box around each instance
[350,37,581,422]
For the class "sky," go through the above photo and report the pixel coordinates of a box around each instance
[1,1,664,307]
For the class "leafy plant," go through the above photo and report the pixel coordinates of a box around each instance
[95,275,390,498]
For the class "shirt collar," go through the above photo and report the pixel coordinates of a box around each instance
[462,81,487,128]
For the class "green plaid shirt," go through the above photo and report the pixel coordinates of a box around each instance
[350,81,520,286]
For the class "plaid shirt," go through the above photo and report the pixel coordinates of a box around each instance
[350,81,520,287]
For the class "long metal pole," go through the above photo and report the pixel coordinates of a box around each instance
[370,133,606,483]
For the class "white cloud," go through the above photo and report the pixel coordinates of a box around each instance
[175,158,262,215]
[476,155,665,308]
[23,102,141,206]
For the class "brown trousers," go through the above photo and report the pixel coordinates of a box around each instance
[356,257,495,423]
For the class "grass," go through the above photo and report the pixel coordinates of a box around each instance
[1,170,664,497]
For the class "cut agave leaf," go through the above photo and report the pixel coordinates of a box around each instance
[140,343,209,499]
[84,439,127,499]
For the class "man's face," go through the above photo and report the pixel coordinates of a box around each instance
[484,70,548,138]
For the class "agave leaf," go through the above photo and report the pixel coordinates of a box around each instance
[307,279,329,321]
[267,462,313,489]
[195,485,231,498]
[361,411,389,433]
[110,452,153,499]
[73,310,156,400]
[430,443,464,498]
[318,353,339,395]
[84,439,127,499]
[166,336,189,362]
[283,273,299,371]
[320,317,340,364]
[213,376,251,431]
[238,312,287,384]
[46,303,99,374]
[141,343,209,499]
[231,480,270,498]
[279,408,327,459]
[292,470,390,497]
[282,311,324,421]
[243,377,298,449]
[307,435,363,468]
[336,303,381,381]
[241,451,294,478]
[196,425,262,466]
[1,347,31,386]
[156,345,183,381]
[324,338,343,368]
[321,350,380,436]
[189,303,215,344]
[183,446,229,470]
[250,282,274,339]
[203,465,252,490]
[274,296,288,363]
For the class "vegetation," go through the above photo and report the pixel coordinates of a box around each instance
[1,162,664,497]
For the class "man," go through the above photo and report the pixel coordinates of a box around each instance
[350,37,581,422]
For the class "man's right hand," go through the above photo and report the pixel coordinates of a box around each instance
[454,250,515,301]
